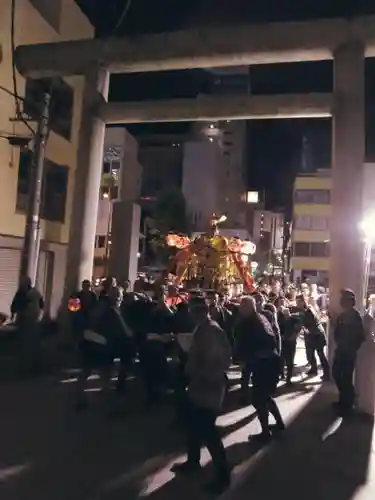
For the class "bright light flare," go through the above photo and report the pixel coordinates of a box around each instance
[359,211,375,242]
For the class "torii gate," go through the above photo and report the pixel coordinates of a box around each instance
[15,16,372,315]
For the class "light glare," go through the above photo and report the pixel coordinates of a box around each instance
[360,211,375,242]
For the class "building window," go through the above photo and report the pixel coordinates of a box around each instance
[41,160,68,222]
[16,152,68,223]
[294,215,330,230]
[96,236,106,248]
[112,160,121,171]
[100,187,110,199]
[16,150,33,212]
[29,0,62,32]
[294,242,310,257]
[223,141,232,147]
[310,242,330,257]
[294,215,311,230]
[103,162,111,174]
[294,189,330,204]
[24,77,73,141]
[311,216,330,230]
[110,186,119,200]
[293,242,330,257]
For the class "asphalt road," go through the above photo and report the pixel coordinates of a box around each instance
[0,348,374,500]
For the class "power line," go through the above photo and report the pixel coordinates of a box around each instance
[111,0,133,35]
[0,83,25,102]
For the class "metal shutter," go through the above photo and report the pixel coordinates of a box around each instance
[0,248,48,316]
[0,249,21,316]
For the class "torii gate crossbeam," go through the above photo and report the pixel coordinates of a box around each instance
[102,93,333,124]
[14,15,375,77]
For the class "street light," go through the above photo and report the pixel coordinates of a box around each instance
[359,211,375,307]
[359,211,375,242]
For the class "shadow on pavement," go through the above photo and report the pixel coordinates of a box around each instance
[226,390,374,500]
[0,379,373,500]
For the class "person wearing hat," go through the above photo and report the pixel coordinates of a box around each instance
[332,289,365,416]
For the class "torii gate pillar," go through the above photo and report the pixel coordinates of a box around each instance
[64,66,109,295]
[330,42,374,415]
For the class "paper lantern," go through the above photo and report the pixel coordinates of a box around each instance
[242,241,256,255]
[68,297,81,312]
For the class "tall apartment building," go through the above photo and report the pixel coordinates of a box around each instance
[291,164,375,287]
[291,169,331,284]
[182,140,225,231]
[137,133,185,198]
[0,0,93,315]
[94,127,142,277]
[186,67,250,229]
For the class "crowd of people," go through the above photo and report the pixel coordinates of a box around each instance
[66,276,365,495]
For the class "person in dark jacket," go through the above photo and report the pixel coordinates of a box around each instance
[11,276,44,375]
[234,297,285,441]
[332,289,365,416]
[138,287,176,405]
[75,285,135,410]
[172,297,232,495]
[278,307,302,384]
[70,280,98,338]
[296,294,330,380]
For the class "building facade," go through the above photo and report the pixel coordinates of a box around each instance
[187,67,249,228]
[182,140,224,231]
[291,170,331,284]
[252,209,284,252]
[94,127,142,277]
[138,133,185,198]
[0,0,93,315]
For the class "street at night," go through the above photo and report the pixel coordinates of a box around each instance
[2,1,375,499]
[0,348,374,500]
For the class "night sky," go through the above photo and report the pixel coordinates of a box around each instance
[76,0,375,211]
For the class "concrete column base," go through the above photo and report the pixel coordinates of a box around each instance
[355,313,375,415]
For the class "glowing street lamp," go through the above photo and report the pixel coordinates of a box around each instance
[359,211,375,243]
[359,211,375,307]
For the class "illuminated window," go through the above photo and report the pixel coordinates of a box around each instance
[246,191,259,203]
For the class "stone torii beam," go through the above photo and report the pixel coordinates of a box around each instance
[101,93,333,124]
[14,15,375,77]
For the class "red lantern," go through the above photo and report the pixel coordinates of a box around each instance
[68,297,81,312]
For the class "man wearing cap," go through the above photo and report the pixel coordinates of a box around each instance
[332,289,365,416]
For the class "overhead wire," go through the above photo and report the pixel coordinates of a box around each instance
[0,82,25,102]
[10,0,36,136]
[111,0,133,35]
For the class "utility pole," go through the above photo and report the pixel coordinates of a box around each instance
[19,92,51,286]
